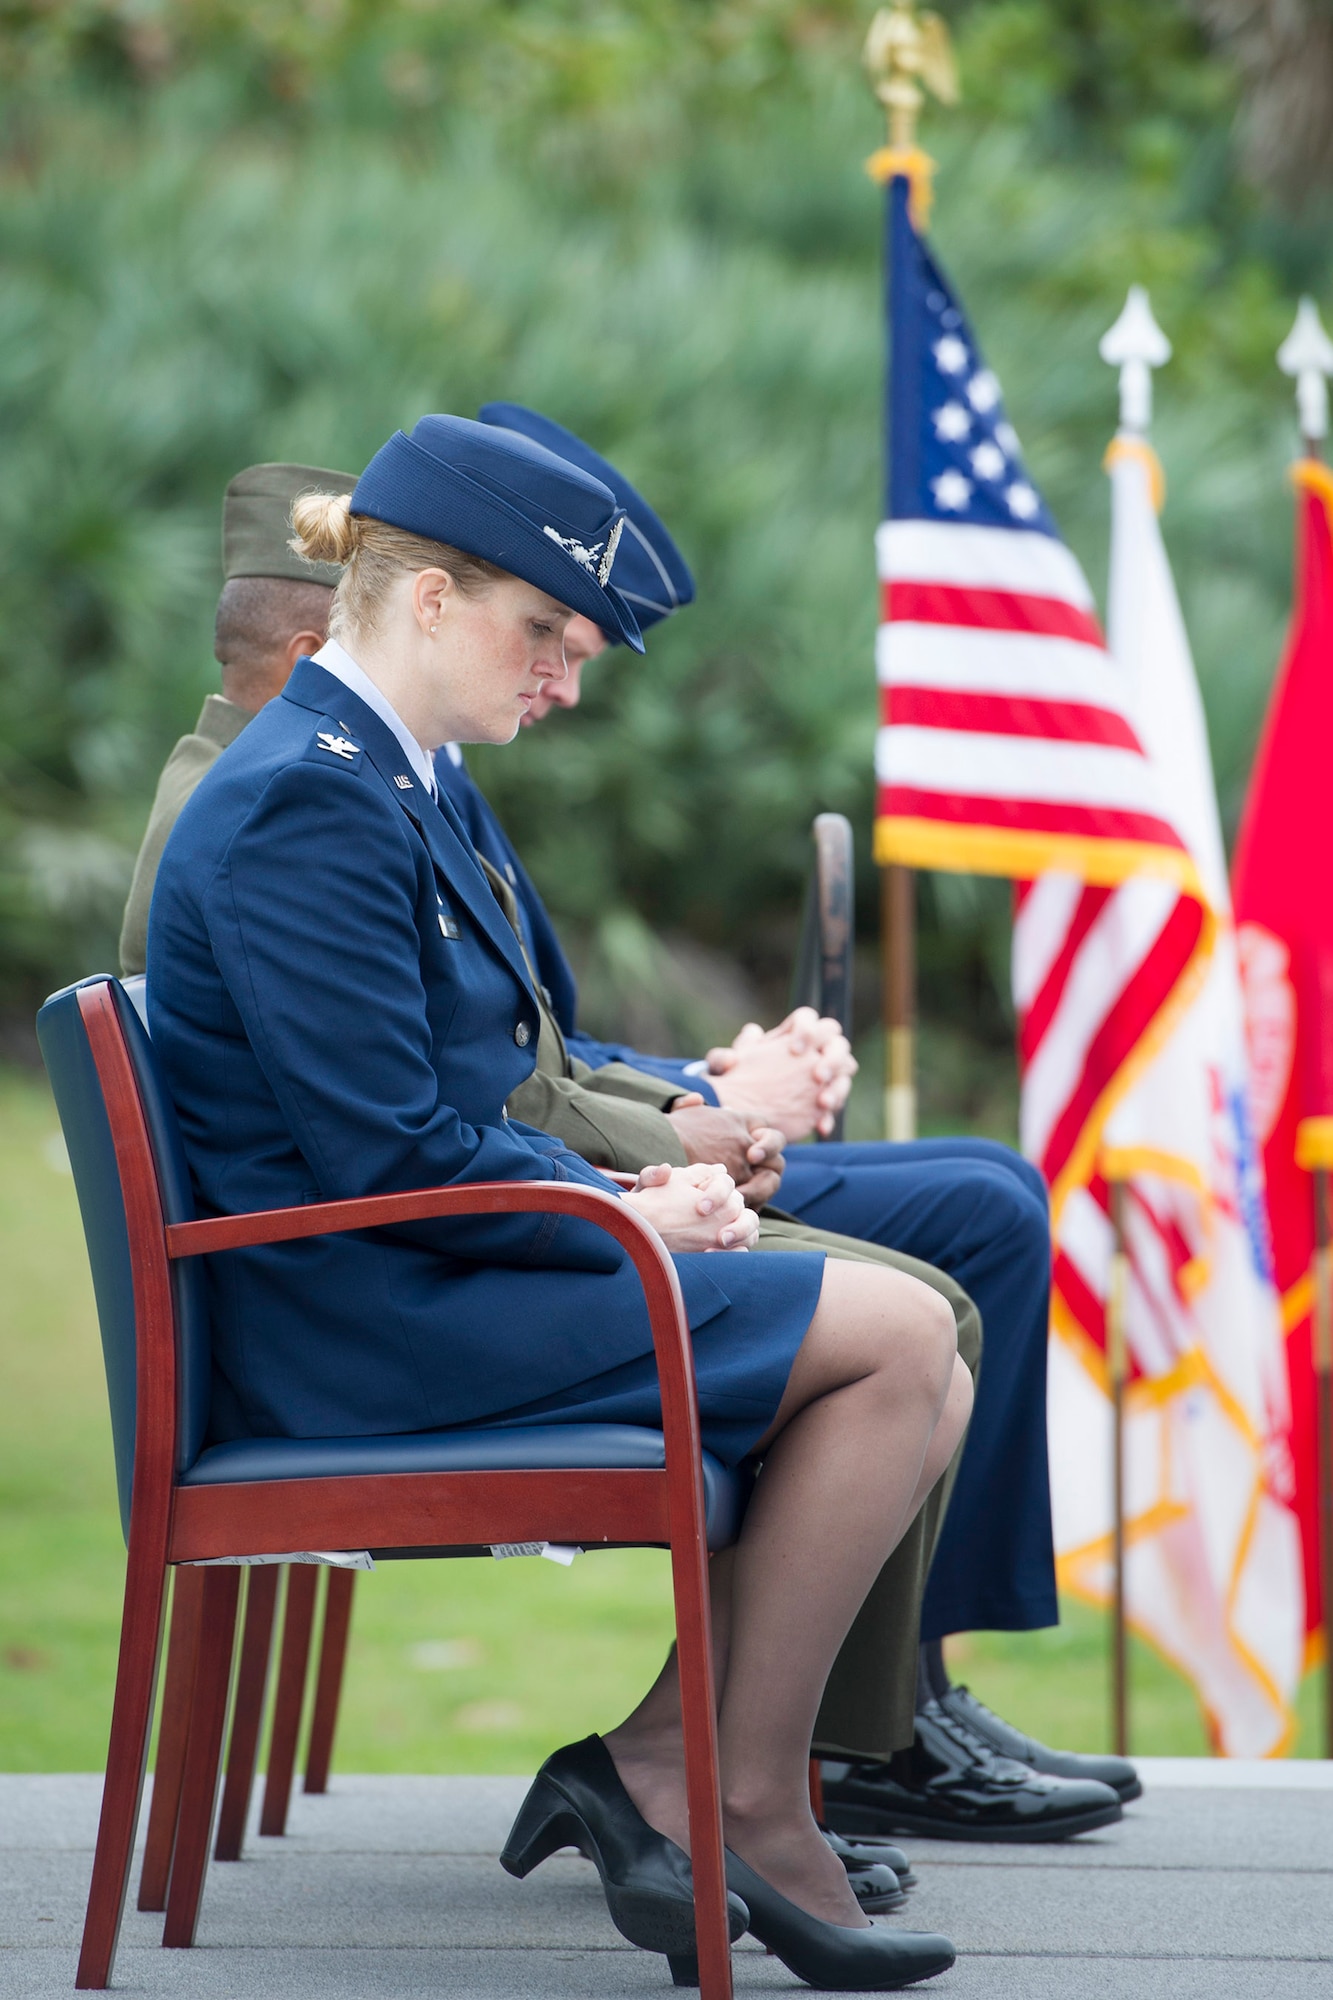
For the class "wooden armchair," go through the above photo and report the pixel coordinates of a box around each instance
[38,976,739,1997]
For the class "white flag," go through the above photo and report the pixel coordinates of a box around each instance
[1037,440,1304,1755]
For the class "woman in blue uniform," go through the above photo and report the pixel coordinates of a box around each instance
[148,415,969,1990]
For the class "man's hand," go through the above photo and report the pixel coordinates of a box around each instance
[666,1104,786,1209]
[705,1007,849,1072]
[705,1007,857,1141]
[623,1162,759,1252]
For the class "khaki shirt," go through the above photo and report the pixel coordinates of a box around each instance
[119,694,251,976]
[478,857,691,1171]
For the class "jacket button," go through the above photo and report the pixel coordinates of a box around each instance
[514,1021,531,1047]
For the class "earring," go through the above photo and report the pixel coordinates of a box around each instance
[430,623,438,635]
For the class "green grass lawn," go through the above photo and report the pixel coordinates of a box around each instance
[1,1062,1324,1772]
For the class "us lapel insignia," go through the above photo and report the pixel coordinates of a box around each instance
[393,774,413,790]
[316,730,359,761]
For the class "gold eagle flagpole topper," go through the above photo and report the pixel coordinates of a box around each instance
[863,2,958,224]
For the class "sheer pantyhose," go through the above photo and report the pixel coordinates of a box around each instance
[605,1258,973,1928]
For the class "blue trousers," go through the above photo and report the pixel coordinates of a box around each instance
[780,1138,1057,1641]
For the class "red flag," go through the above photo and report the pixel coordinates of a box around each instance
[1232,462,1333,1652]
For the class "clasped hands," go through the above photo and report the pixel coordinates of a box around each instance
[706,1005,856,1141]
[623,1009,858,1253]
[622,1161,760,1254]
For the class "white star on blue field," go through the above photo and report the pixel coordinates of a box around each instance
[889,194,1057,539]
[924,310,1042,523]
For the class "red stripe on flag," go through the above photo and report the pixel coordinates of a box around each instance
[882,580,1105,648]
[1038,893,1206,1192]
[1053,1248,1149,1384]
[1018,884,1113,1068]
[879,785,1187,855]
[882,685,1143,751]
[1053,1247,1106,1351]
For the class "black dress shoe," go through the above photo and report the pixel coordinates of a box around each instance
[721,1848,954,1991]
[821,1699,1123,1843]
[500,1735,749,1956]
[846,1861,906,1914]
[939,1684,1142,1801]
[824,1825,918,1889]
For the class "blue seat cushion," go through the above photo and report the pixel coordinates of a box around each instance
[180,1422,750,1550]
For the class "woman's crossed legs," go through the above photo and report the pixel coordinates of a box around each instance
[606,1258,973,1926]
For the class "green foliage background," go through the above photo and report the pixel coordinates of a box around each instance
[1,2,1328,1096]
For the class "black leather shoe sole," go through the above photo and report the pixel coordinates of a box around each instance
[825,1794,1123,1843]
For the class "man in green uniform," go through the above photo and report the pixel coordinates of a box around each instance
[118,462,356,976]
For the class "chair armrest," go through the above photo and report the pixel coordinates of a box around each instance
[165,1182,635,1258]
[164,1183,709,1515]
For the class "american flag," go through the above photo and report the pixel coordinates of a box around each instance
[875,178,1198,902]
[875,176,1206,1212]
[875,178,1303,1747]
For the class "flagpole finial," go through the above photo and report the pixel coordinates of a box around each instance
[1099,285,1172,436]
[863,3,959,152]
[1278,298,1333,454]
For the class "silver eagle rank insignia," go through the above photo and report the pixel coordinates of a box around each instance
[316,731,360,761]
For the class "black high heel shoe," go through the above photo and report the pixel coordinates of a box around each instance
[723,1847,954,1991]
[500,1736,749,1960]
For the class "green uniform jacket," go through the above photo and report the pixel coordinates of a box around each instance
[119,695,251,977]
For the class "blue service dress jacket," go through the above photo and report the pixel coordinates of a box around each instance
[147,659,822,1460]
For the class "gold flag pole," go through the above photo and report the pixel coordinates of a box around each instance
[1104,1174,1131,1757]
[863,4,958,1142]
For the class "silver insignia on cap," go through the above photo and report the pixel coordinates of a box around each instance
[596,515,624,586]
[542,525,604,574]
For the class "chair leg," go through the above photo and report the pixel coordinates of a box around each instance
[670,1537,732,2000]
[259,1563,318,1837]
[138,1567,206,1911]
[304,1567,355,1794]
[214,1565,280,1860]
[162,1568,240,1948]
[75,1545,171,1989]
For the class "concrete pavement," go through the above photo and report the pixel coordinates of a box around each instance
[2,1760,1330,1998]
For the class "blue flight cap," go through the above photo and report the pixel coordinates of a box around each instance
[351,414,644,653]
[478,404,695,642]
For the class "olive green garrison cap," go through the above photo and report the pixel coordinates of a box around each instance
[223,462,357,586]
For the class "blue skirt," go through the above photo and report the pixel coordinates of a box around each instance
[464,1248,826,1466]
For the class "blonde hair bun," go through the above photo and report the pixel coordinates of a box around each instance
[290,491,359,568]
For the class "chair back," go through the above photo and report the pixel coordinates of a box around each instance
[36,976,211,1538]
[790,814,853,1140]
